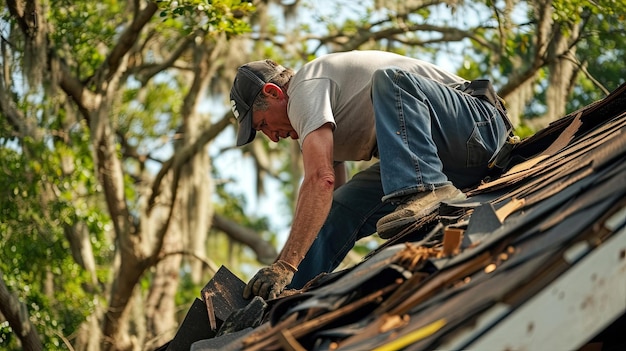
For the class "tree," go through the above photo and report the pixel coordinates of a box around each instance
[1,0,266,349]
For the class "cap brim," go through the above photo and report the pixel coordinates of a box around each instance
[236,108,256,146]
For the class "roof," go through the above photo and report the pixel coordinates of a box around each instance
[163,82,626,351]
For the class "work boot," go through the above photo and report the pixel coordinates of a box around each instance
[376,185,466,239]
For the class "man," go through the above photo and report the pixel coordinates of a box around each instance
[230,50,510,300]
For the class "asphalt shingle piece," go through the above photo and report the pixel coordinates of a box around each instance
[165,298,216,351]
[190,328,254,351]
[166,266,248,350]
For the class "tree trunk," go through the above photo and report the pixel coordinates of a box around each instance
[528,22,580,130]
[74,313,103,351]
[0,271,43,351]
[184,152,212,284]
[144,223,182,349]
[143,37,218,347]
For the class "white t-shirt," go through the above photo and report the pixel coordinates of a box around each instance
[287,50,468,161]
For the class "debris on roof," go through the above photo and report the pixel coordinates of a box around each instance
[163,83,626,351]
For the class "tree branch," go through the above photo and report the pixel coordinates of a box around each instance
[0,76,40,139]
[5,0,38,39]
[147,112,234,213]
[212,213,277,264]
[132,33,196,85]
[55,53,99,117]
[95,1,158,83]
[159,250,221,276]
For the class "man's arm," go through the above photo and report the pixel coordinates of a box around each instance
[243,123,336,299]
[278,123,335,269]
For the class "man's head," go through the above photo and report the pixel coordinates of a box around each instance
[230,59,293,146]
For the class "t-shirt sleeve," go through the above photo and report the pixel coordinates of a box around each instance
[287,78,337,148]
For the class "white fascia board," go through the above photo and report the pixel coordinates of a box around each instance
[465,213,626,351]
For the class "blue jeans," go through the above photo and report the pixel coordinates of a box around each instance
[290,68,508,288]
[373,67,509,199]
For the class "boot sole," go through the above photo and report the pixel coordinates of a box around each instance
[377,192,466,239]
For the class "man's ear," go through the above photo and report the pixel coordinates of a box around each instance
[262,83,284,99]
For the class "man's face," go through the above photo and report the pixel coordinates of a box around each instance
[252,84,298,143]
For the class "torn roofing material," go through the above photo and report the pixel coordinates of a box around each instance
[165,82,626,351]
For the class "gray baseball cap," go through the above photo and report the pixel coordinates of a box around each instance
[230,60,286,146]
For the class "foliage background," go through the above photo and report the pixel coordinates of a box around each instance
[0,0,624,349]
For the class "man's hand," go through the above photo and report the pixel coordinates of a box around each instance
[243,260,297,300]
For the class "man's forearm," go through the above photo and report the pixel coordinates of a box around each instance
[278,176,334,269]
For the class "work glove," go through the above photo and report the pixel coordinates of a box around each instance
[243,260,297,300]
